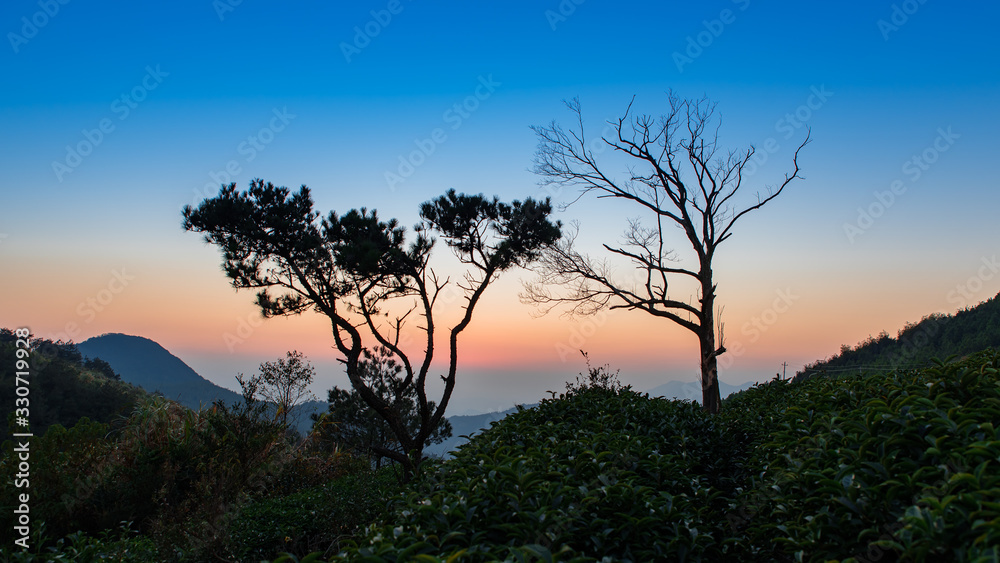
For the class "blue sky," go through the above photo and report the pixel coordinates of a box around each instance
[2,0,998,413]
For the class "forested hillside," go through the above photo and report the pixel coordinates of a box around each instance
[0,329,148,436]
[796,291,1000,381]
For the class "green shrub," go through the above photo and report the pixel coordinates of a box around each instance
[0,417,112,543]
[227,469,400,561]
[734,350,1000,562]
[331,385,744,561]
[310,351,1000,562]
[1,523,158,563]
[2,395,290,560]
[119,397,287,559]
[260,446,365,499]
[10,347,999,562]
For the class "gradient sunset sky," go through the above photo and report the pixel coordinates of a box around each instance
[2,1,998,413]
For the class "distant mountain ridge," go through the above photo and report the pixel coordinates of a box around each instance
[77,333,324,435]
[646,379,755,403]
[77,333,244,410]
[76,333,754,457]
[795,291,1000,382]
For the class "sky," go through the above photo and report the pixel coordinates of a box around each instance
[2,1,998,414]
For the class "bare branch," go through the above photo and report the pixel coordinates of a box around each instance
[526,94,809,414]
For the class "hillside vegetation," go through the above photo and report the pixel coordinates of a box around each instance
[4,323,1000,560]
[1,392,391,561]
[77,333,326,436]
[0,330,147,437]
[797,291,1000,380]
[297,350,999,562]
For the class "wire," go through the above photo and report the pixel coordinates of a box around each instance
[796,363,937,374]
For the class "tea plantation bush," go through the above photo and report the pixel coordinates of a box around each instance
[733,350,1000,562]
[327,384,747,561]
[7,350,999,561]
[292,350,1000,562]
[1,524,158,563]
[226,469,400,561]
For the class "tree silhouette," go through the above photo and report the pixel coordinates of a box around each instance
[183,180,560,480]
[83,356,120,381]
[312,346,452,468]
[523,94,809,414]
[241,350,316,431]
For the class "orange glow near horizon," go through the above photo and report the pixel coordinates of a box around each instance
[4,247,997,393]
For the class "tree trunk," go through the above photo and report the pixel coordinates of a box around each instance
[399,454,416,484]
[700,331,722,414]
[372,443,420,483]
[699,273,722,414]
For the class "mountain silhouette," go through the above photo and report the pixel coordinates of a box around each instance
[646,379,755,403]
[77,333,244,410]
[76,333,754,453]
[424,405,535,458]
[77,333,326,435]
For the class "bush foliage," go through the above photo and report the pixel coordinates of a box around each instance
[227,469,399,562]
[314,350,1000,562]
[5,336,999,561]
[0,394,358,561]
[0,330,144,437]
[730,350,1000,561]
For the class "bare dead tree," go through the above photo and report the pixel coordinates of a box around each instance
[523,93,809,414]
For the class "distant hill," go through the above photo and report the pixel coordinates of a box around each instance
[425,405,535,458]
[78,333,244,410]
[647,379,755,403]
[795,291,1000,382]
[424,378,756,458]
[78,333,326,435]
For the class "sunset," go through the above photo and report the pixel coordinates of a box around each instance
[4,2,996,412]
[2,2,1000,559]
